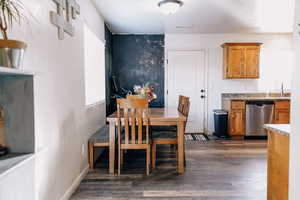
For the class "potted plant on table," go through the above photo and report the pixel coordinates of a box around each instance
[0,0,27,68]
[133,83,157,102]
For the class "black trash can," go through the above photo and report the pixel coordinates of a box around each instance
[213,109,228,138]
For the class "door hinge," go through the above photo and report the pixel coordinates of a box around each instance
[166,59,168,64]
[166,90,169,95]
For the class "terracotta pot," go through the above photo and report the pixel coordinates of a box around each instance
[0,40,27,69]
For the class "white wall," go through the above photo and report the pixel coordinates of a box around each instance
[165,33,294,133]
[289,1,300,199]
[4,0,106,199]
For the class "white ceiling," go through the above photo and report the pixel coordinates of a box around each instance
[93,0,295,34]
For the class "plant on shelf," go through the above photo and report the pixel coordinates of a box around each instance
[0,0,27,68]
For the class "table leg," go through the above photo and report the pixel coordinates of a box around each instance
[177,121,185,174]
[109,122,116,174]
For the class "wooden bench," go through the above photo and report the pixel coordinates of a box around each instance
[88,126,109,169]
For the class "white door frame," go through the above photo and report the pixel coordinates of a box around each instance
[165,49,209,134]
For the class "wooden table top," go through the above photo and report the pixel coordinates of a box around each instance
[107,107,186,122]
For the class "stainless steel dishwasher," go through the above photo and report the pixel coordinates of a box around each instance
[246,101,274,136]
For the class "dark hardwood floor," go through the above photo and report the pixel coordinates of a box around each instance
[71,140,267,200]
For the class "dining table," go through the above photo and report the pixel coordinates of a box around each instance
[106,107,187,174]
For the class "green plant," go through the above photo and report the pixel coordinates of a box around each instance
[0,0,24,40]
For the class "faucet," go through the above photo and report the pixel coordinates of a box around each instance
[281,82,285,97]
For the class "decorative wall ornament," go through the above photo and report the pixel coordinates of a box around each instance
[50,0,80,40]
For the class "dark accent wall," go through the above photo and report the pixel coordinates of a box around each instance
[105,25,114,115]
[112,35,165,108]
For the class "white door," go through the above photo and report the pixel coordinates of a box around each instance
[167,51,207,133]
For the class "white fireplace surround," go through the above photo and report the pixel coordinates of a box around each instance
[0,67,35,179]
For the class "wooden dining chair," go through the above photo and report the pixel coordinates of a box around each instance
[151,95,185,133]
[152,96,190,168]
[117,98,151,175]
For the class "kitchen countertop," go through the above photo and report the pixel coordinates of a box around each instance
[222,93,291,101]
[264,124,291,136]
[222,97,291,101]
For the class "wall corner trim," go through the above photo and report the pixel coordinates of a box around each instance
[60,166,89,200]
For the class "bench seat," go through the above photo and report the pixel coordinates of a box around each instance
[88,126,109,169]
[89,127,109,144]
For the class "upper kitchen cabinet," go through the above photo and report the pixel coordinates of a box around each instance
[222,43,262,79]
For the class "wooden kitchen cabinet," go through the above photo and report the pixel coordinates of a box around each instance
[222,43,262,79]
[230,109,245,136]
[229,101,246,139]
[245,46,260,78]
[226,46,244,78]
[274,100,290,124]
[222,99,290,140]
[274,110,290,124]
[267,130,289,200]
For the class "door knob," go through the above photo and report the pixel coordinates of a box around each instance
[201,95,205,99]
[201,89,205,93]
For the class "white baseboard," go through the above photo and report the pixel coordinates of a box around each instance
[60,165,89,200]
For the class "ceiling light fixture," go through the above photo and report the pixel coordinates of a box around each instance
[158,0,183,15]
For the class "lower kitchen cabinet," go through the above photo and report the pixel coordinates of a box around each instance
[223,99,290,139]
[229,109,245,138]
[274,109,290,124]
[274,100,290,124]
[228,101,246,139]
[267,130,289,200]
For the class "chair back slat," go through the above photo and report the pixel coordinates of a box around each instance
[178,96,189,113]
[178,95,184,112]
[117,98,149,145]
[130,108,136,144]
[177,95,191,131]
[117,99,129,144]
[182,98,190,116]
[182,99,190,130]
[137,109,143,144]
[124,108,129,144]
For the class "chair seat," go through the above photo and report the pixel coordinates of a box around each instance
[152,130,177,140]
[151,126,177,132]
[121,130,150,144]
[151,130,178,168]
[89,126,109,144]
